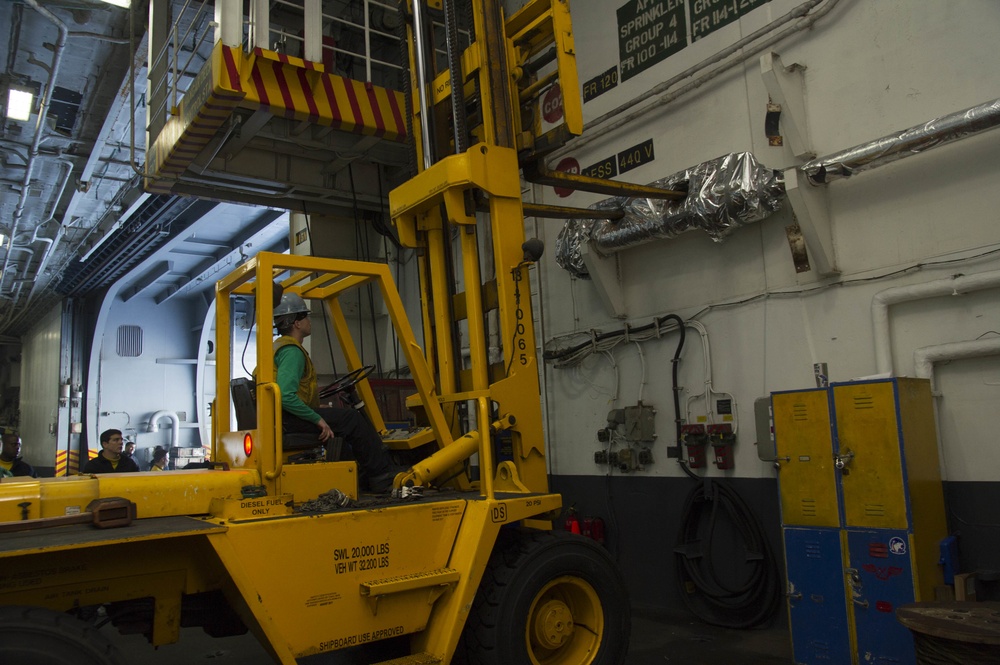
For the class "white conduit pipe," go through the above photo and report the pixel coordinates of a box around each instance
[914,338,1000,394]
[149,411,180,449]
[871,270,1000,375]
[911,337,1000,482]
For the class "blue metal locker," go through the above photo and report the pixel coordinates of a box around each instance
[846,529,916,665]
[784,527,852,664]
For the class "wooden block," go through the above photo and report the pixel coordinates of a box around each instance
[955,573,978,601]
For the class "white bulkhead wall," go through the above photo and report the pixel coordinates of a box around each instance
[536,0,1000,480]
[89,293,203,455]
[19,307,62,471]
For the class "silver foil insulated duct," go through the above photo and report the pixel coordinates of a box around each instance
[555,152,784,279]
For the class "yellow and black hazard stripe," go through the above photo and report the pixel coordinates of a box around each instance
[244,47,406,140]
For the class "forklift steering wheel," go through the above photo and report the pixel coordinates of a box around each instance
[319,365,375,399]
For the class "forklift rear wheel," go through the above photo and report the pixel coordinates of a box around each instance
[0,606,127,665]
[457,529,630,665]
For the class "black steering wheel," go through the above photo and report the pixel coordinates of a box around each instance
[319,364,375,399]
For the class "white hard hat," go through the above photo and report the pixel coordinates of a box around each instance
[274,292,309,317]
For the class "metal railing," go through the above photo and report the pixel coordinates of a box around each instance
[147,0,218,131]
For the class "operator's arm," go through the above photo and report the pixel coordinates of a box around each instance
[275,345,320,423]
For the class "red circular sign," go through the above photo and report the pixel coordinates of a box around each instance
[542,83,564,124]
[553,157,579,198]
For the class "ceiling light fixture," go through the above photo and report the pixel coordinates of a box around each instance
[98,0,131,8]
[6,88,33,122]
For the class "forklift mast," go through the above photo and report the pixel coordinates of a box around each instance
[388,0,585,496]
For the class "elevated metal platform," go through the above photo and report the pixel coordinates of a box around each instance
[144,0,409,215]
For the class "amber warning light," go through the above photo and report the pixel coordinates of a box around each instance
[243,433,253,457]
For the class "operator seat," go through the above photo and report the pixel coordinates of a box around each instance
[230,378,342,460]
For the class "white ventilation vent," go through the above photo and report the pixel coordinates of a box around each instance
[116,325,143,357]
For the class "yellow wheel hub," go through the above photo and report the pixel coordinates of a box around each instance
[526,575,603,665]
[533,599,575,649]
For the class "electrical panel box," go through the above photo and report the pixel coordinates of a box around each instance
[681,424,707,468]
[623,403,655,442]
[772,378,947,665]
[707,423,735,469]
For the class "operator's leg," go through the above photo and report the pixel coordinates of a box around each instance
[316,407,393,481]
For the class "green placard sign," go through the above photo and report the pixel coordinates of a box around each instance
[617,0,687,82]
[691,0,772,42]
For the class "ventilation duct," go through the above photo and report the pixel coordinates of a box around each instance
[555,152,784,279]
[554,98,1000,280]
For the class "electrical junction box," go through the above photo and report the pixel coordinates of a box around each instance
[707,423,735,469]
[623,403,655,442]
[681,424,707,468]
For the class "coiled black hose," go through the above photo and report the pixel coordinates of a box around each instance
[674,479,782,628]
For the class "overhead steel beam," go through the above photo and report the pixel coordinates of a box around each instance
[120,261,173,302]
[153,209,285,304]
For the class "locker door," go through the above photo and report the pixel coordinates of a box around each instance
[846,529,916,664]
[784,528,853,664]
[773,390,840,527]
[833,382,908,529]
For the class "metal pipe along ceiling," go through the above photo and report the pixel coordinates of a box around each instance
[3,0,69,299]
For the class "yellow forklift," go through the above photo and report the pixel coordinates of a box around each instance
[0,0,683,662]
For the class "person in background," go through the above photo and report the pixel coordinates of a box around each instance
[148,446,169,471]
[272,292,398,492]
[83,429,140,473]
[0,432,37,477]
[123,440,136,459]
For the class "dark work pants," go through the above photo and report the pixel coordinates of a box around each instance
[283,407,392,482]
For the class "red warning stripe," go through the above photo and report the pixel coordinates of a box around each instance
[271,61,296,120]
[386,89,405,139]
[222,46,243,93]
[342,80,364,134]
[366,84,386,137]
[297,68,319,123]
[320,75,346,131]
[251,64,271,108]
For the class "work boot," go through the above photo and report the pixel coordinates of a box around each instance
[365,465,407,494]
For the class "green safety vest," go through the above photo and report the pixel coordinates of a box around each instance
[273,336,319,409]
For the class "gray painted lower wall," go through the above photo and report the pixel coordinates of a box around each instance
[550,475,1000,615]
[550,475,784,617]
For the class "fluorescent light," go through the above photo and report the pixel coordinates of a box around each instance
[7,88,33,121]
[99,0,131,7]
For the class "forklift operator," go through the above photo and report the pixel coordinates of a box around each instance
[273,292,397,493]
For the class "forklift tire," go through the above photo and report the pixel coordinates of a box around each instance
[456,528,630,665]
[0,606,127,665]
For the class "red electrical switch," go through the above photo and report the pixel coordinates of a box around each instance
[681,424,708,468]
[707,424,736,469]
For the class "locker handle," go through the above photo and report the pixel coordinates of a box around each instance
[787,591,802,601]
[852,596,869,609]
[834,449,855,471]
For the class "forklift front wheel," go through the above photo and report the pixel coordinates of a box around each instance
[457,528,630,665]
[0,605,127,665]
